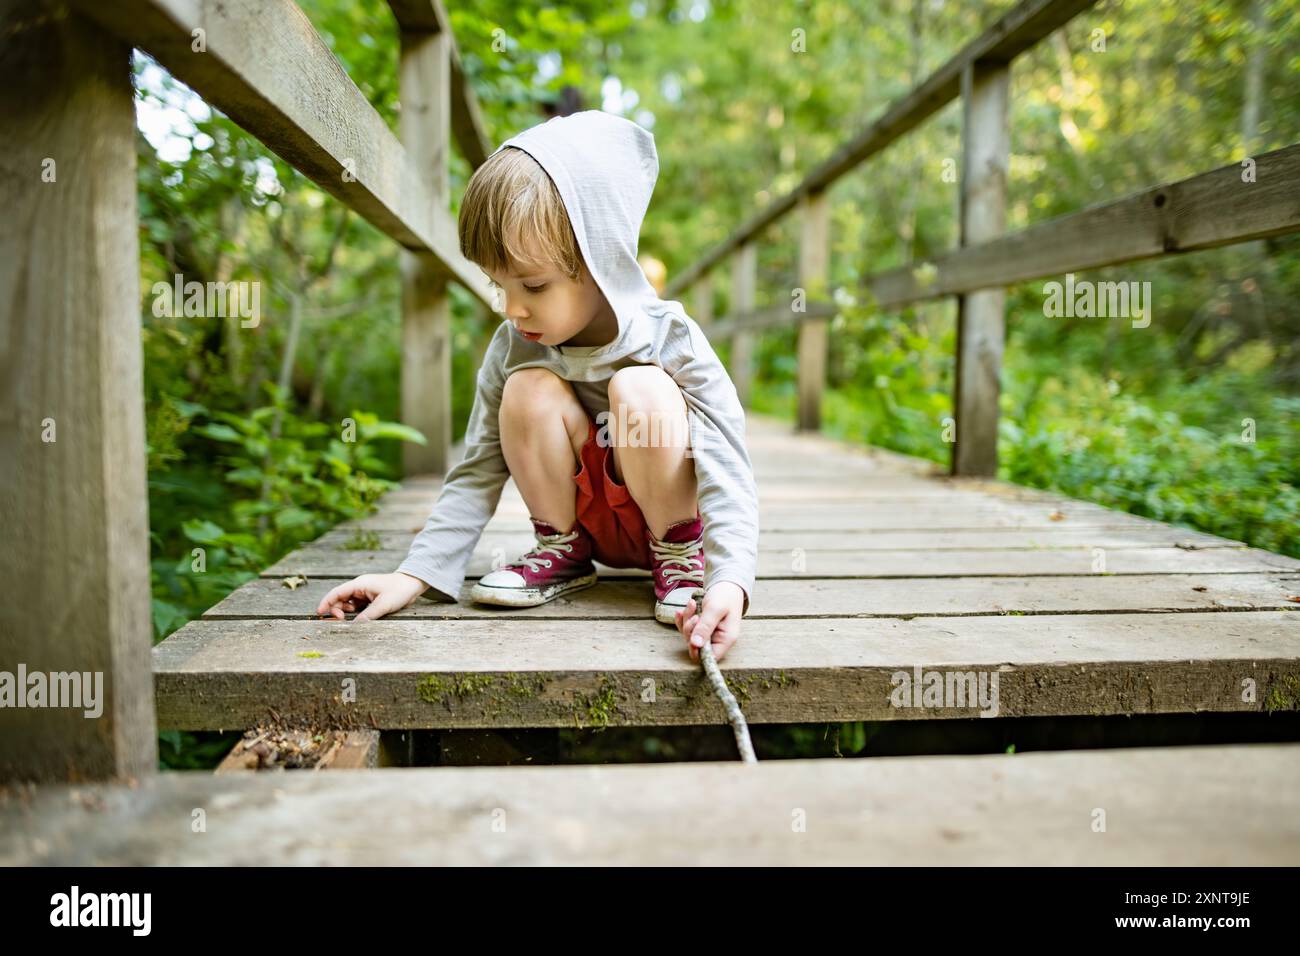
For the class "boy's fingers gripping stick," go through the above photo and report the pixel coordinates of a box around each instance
[691,588,757,764]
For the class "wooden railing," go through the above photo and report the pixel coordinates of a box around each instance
[0,0,496,782]
[666,0,1300,477]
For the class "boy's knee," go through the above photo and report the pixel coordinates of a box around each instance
[501,366,571,417]
[607,364,679,408]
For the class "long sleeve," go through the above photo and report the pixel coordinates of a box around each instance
[397,324,511,601]
[663,315,760,616]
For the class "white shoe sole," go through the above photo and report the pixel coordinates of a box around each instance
[470,572,598,608]
[654,600,690,625]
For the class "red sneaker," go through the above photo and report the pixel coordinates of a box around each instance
[647,515,706,624]
[470,517,599,607]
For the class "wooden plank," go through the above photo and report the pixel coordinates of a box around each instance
[356,503,1239,535]
[398,23,453,475]
[263,543,1293,580]
[869,143,1300,307]
[151,612,1300,730]
[730,243,756,407]
[208,573,1300,620]
[952,60,1010,477]
[706,301,837,339]
[385,0,491,168]
[6,744,1298,865]
[305,524,1266,553]
[664,0,1098,298]
[0,2,157,782]
[69,0,494,306]
[743,413,950,476]
[797,192,830,431]
[364,494,1200,523]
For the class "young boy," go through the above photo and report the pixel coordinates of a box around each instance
[317,110,758,662]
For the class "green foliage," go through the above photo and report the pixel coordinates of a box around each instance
[158,730,243,771]
[147,384,411,647]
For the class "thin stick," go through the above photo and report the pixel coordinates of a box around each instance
[692,588,757,763]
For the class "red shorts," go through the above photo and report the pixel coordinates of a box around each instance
[572,416,655,569]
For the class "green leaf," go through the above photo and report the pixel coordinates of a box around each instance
[274,507,315,531]
[182,519,226,544]
[195,423,243,443]
[360,420,428,445]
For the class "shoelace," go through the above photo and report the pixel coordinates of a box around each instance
[511,528,580,572]
[649,535,705,586]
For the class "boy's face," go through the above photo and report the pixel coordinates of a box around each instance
[485,252,614,347]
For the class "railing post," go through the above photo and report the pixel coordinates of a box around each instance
[952,60,1010,477]
[0,2,157,782]
[730,244,756,407]
[797,191,830,432]
[398,25,452,476]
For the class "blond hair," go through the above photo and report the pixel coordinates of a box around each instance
[458,146,583,281]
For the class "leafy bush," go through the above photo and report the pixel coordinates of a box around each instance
[147,383,419,646]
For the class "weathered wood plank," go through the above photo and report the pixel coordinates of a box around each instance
[952,59,1010,477]
[208,573,1300,619]
[354,502,1242,535]
[0,2,157,782]
[151,612,1300,730]
[869,143,1300,307]
[398,22,453,475]
[69,0,493,305]
[6,744,1298,865]
[308,523,1251,553]
[730,243,756,406]
[797,191,830,431]
[385,0,491,168]
[263,543,1295,579]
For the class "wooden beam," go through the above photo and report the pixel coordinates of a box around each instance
[868,142,1300,307]
[8,745,1300,865]
[730,244,757,407]
[706,302,837,339]
[213,572,1300,620]
[0,0,157,782]
[952,62,1011,478]
[399,26,453,476]
[150,613,1300,730]
[664,0,1099,298]
[69,0,495,307]
[386,0,492,169]
[796,192,831,432]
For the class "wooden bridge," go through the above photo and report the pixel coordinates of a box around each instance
[2,0,1298,865]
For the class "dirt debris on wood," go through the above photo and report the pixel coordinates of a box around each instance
[223,724,350,771]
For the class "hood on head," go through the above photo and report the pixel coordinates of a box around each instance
[494,110,668,343]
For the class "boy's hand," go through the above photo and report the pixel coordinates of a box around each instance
[316,572,428,622]
[674,581,745,663]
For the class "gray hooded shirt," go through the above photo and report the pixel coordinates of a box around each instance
[397,110,759,614]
